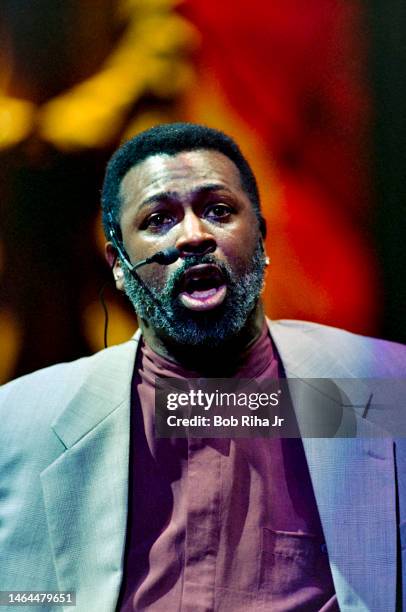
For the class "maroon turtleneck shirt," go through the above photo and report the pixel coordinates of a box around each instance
[118,325,339,611]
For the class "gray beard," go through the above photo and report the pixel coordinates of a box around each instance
[122,241,266,348]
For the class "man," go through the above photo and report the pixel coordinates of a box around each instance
[0,123,405,612]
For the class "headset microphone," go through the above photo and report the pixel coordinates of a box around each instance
[103,212,181,347]
[107,211,180,274]
[103,210,207,348]
[132,246,180,270]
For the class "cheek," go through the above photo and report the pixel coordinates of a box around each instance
[220,227,259,271]
[134,260,178,291]
[127,236,160,261]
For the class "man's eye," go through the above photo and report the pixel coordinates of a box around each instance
[143,212,174,229]
[206,204,233,219]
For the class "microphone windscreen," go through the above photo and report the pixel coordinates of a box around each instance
[152,247,180,265]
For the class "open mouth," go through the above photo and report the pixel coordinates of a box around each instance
[178,264,227,311]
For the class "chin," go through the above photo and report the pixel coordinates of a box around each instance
[160,301,253,349]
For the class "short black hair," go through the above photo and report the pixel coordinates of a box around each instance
[101,122,266,239]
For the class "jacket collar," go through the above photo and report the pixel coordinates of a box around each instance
[51,335,141,448]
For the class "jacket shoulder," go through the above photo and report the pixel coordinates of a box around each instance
[269,319,406,377]
[0,339,138,427]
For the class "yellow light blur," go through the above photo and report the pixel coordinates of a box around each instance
[0,96,35,149]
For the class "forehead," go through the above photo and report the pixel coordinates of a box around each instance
[119,149,245,211]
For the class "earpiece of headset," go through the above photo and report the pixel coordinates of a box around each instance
[107,210,180,273]
[107,210,134,272]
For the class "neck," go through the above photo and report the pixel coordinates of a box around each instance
[139,301,266,376]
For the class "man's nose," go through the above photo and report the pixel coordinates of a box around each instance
[175,212,216,257]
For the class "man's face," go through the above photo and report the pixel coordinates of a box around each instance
[110,149,266,347]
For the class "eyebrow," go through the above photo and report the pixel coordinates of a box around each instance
[137,183,233,210]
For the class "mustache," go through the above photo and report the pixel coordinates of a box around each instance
[166,253,232,297]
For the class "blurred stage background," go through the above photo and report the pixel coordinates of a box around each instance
[0,0,404,383]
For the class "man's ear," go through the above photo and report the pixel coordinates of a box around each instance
[258,238,270,267]
[105,242,125,291]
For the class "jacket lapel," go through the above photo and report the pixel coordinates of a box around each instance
[269,321,397,611]
[40,336,140,612]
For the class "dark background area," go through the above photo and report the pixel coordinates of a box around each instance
[368,0,406,343]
